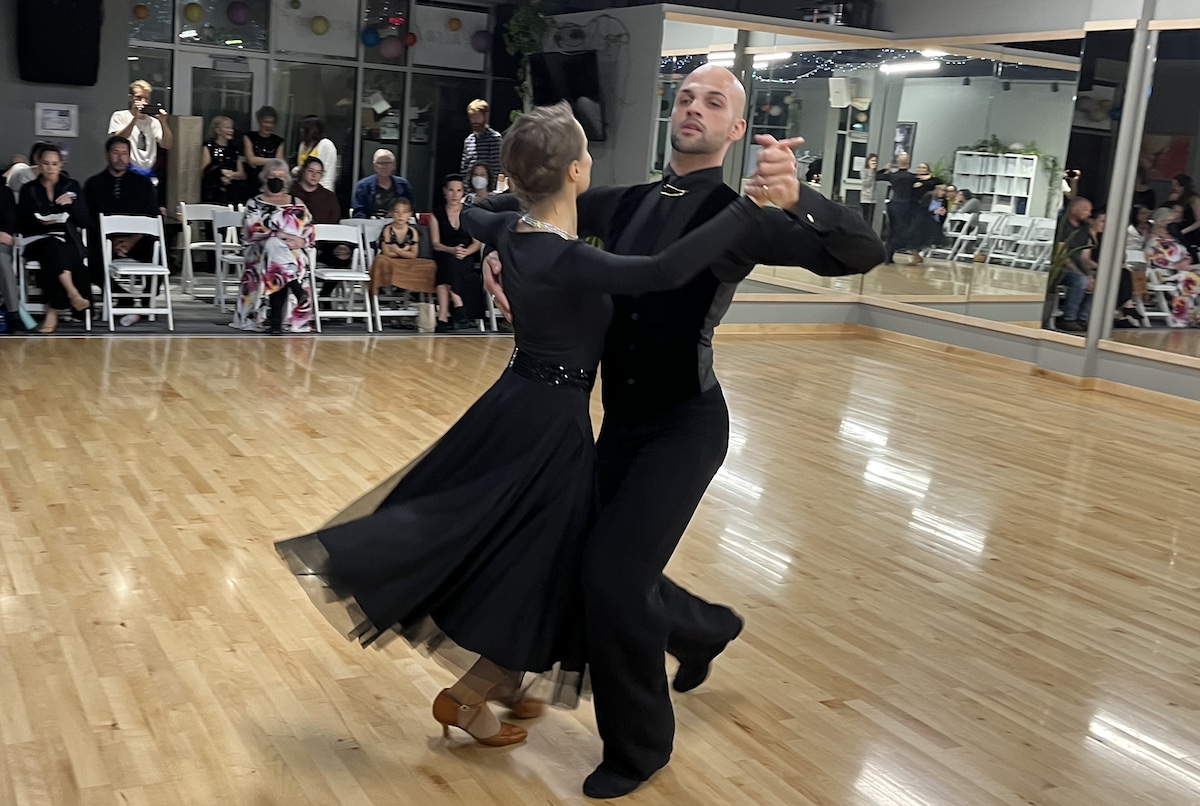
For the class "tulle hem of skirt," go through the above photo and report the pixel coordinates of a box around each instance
[275,533,588,709]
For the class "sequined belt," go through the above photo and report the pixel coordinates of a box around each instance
[508,348,596,392]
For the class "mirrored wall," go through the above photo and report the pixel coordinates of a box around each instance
[658,21,1122,326]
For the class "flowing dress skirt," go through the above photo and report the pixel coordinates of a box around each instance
[275,363,594,705]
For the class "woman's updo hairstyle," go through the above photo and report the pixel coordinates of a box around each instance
[500,101,584,208]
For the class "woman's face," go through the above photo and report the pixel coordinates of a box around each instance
[918,163,930,175]
[866,155,877,170]
[392,204,411,225]
[260,116,276,135]
[1093,213,1107,232]
[38,151,62,184]
[302,162,324,187]
[1172,178,1183,194]
[444,180,465,204]
[217,119,234,140]
[264,166,288,192]
[1137,208,1152,227]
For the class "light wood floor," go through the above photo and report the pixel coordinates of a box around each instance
[2,335,1199,805]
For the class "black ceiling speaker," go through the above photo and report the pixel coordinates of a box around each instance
[17,0,104,86]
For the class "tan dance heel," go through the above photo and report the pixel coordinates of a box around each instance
[432,689,527,747]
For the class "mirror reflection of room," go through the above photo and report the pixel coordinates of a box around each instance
[1103,30,1200,358]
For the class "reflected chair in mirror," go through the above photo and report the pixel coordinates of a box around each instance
[949,212,1007,263]
[981,216,1034,266]
[926,213,974,261]
[1010,218,1059,271]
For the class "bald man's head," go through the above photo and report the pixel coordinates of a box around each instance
[896,152,911,170]
[670,65,748,160]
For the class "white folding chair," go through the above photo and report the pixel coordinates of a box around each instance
[100,215,174,331]
[1010,218,1058,271]
[179,202,233,296]
[982,216,1033,266]
[925,213,973,261]
[1141,264,1185,327]
[16,233,92,331]
[947,212,1004,262]
[211,209,245,312]
[340,218,387,262]
[308,224,373,332]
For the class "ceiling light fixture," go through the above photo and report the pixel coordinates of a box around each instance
[879,60,941,75]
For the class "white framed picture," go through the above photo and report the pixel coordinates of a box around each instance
[35,103,79,138]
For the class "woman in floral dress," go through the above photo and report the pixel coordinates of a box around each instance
[1145,207,1199,327]
[232,158,315,334]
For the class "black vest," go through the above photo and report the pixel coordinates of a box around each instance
[599,181,740,423]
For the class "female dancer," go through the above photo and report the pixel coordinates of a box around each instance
[275,102,767,746]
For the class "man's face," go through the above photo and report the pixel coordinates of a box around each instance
[1072,202,1093,223]
[108,144,131,174]
[131,89,151,112]
[468,110,487,130]
[669,66,746,157]
[374,156,395,179]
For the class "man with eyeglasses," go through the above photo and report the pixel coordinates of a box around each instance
[351,149,413,219]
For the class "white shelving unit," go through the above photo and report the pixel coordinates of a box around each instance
[952,151,1042,216]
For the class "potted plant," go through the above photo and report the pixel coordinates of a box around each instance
[504,0,552,117]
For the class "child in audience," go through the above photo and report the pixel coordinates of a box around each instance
[379,197,419,260]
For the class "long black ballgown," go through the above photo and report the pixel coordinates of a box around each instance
[275,196,762,704]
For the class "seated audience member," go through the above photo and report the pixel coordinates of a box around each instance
[1114,205,1154,328]
[7,142,50,198]
[1168,174,1200,262]
[108,79,173,182]
[201,116,246,204]
[911,184,949,256]
[464,161,493,207]
[232,159,314,335]
[17,144,93,334]
[243,106,285,194]
[955,189,982,232]
[351,149,414,219]
[1145,206,1199,328]
[291,157,341,224]
[85,135,161,327]
[295,116,337,192]
[0,176,37,332]
[429,174,483,332]
[370,196,436,325]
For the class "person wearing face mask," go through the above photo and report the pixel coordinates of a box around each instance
[465,161,493,207]
[232,159,314,335]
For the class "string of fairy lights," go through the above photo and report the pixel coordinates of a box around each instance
[660,49,978,83]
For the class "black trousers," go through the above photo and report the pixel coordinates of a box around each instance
[29,235,91,311]
[583,384,741,782]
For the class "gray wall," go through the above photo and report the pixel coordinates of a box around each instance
[0,0,129,179]
[546,6,663,186]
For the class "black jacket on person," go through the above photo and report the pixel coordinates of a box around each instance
[482,172,886,423]
[83,168,161,270]
[0,182,15,237]
[18,176,92,235]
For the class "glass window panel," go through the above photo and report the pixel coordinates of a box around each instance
[128,47,174,113]
[406,73,486,210]
[272,62,357,210]
[130,0,174,43]
[363,0,411,66]
[360,70,407,191]
[178,0,269,51]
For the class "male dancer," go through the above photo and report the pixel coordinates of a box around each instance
[483,65,886,798]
